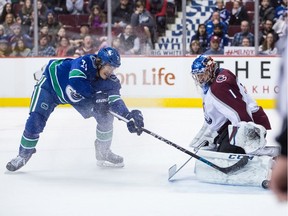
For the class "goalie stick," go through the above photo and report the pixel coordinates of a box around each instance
[110,111,249,174]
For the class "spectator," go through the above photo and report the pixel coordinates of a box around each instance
[9,38,31,56]
[274,0,288,20]
[205,11,227,37]
[145,0,168,35]
[66,0,84,15]
[189,39,202,55]
[2,13,16,36]
[55,36,75,57]
[113,0,134,28]
[208,23,229,49]
[0,0,8,16]
[191,23,209,52]
[259,19,279,45]
[269,0,281,8]
[8,23,33,49]
[229,0,249,25]
[0,3,16,23]
[39,24,53,44]
[0,39,11,57]
[111,37,124,54]
[259,32,278,55]
[86,0,106,14]
[241,36,251,46]
[18,0,33,27]
[232,20,255,46]
[22,10,36,37]
[273,10,288,38]
[203,35,224,55]
[206,0,231,26]
[44,0,66,14]
[74,34,98,56]
[130,0,157,49]
[0,24,9,41]
[37,0,48,25]
[117,24,140,54]
[29,35,56,56]
[88,4,107,28]
[274,11,288,52]
[69,23,90,48]
[43,10,62,38]
[259,0,275,27]
[53,26,67,45]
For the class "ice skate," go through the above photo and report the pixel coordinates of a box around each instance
[95,140,124,168]
[6,147,36,172]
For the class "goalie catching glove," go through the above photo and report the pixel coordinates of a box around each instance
[228,121,267,154]
[126,110,144,135]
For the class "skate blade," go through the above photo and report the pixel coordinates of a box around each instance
[97,160,124,168]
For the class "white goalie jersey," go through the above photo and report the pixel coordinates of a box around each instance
[202,69,271,132]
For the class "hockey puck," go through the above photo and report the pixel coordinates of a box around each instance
[262,180,270,189]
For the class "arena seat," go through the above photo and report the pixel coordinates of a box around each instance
[58,14,77,27]
[245,1,255,12]
[77,14,89,27]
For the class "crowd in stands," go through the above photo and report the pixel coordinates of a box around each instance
[0,0,286,57]
[0,0,176,57]
[189,0,287,56]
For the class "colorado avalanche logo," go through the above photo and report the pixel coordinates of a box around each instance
[216,74,227,83]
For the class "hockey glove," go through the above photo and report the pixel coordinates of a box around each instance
[190,122,218,151]
[126,110,144,135]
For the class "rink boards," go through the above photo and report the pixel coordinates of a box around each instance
[0,56,280,108]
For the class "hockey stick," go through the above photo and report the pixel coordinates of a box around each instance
[110,111,249,174]
[168,156,193,181]
[168,141,208,181]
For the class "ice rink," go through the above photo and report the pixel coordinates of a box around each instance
[0,107,287,216]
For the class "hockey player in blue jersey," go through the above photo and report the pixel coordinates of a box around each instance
[6,47,144,171]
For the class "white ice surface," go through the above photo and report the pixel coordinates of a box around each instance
[0,107,287,216]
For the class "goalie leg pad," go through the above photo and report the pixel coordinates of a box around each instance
[194,150,273,188]
[228,122,267,154]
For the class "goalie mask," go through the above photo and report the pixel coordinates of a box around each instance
[191,55,217,88]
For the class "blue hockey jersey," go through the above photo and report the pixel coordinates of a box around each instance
[43,54,129,117]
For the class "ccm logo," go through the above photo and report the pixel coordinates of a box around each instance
[228,155,254,160]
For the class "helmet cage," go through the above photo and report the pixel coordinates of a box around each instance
[191,55,216,87]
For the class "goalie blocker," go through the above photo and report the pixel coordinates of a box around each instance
[194,150,274,188]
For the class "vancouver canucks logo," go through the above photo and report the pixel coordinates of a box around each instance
[216,74,227,83]
[66,85,83,103]
[90,55,97,69]
[108,50,113,56]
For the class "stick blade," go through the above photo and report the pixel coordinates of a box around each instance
[168,164,177,181]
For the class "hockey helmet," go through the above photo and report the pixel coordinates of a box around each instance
[97,47,121,68]
[191,55,217,87]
